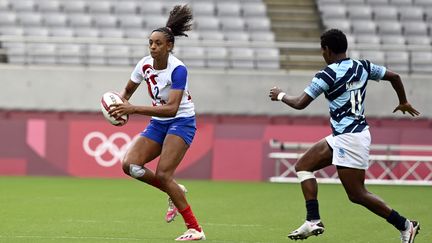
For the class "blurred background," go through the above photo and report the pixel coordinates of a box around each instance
[0,0,431,183]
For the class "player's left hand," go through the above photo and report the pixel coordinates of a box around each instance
[269,87,283,101]
[109,100,135,118]
[393,103,420,117]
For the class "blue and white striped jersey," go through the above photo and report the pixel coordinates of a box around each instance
[305,58,386,135]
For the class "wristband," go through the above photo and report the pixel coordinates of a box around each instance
[277,92,286,101]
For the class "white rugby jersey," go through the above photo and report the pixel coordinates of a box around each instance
[130,54,195,120]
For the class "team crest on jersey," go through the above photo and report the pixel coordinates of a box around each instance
[337,148,345,158]
[142,64,154,82]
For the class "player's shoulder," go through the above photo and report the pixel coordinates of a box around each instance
[168,54,187,70]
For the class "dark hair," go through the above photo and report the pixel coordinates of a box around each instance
[320,29,348,54]
[152,5,193,44]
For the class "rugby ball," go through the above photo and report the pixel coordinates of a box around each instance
[100,91,129,126]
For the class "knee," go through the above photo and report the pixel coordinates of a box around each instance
[346,192,366,205]
[122,162,146,178]
[155,170,173,185]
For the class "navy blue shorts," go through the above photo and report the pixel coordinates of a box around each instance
[140,116,196,145]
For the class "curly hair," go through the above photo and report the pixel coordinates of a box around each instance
[152,5,193,44]
[320,29,348,54]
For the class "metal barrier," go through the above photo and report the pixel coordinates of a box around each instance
[269,139,432,186]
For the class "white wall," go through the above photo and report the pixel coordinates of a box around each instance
[1,65,430,118]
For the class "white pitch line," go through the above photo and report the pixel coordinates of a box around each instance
[0,235,145,241]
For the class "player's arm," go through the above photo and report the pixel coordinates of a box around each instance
[126,90,183,117]
[120,79,140,101]
[269,87,314,110]
[381,70,420,117]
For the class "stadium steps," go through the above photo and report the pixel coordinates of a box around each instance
[264,0,325,71]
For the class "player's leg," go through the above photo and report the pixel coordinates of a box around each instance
[288,138,332,240]
[121,136,163,188]
[337,167,420,243]
[156,134,205,241]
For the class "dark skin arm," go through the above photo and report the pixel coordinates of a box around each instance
[381,70,420,117]
[269,87,314,110]
[109,79,183,118]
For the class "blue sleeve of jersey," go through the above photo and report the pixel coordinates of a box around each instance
[171,65,187,90]
[369,62,386,81]
[304,71,332,99]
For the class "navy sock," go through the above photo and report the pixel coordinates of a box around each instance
[306,200,320,221]
[386,210,407,231]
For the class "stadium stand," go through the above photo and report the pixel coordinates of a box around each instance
[318,0,432,74]
[0,0,280,70]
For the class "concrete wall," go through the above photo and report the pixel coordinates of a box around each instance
[1,65,430,118]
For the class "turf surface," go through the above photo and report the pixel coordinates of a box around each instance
[0,177,430,243]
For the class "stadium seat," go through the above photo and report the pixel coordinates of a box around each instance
[414,0,432,7]
[37,0,61,13]
[352,20,377,34]
[87,44,106,65]
[63,1,87,13]
[194,16,220,31]
[27,43,56,64]
[366,0,389,5]
[224,31,250,42]
[100,28,124,38]
[399,7,424,21]
[5,42,26,64]
[74,27,100,38]
[113,1,138,14]
[373,6,399,21]
[11,0,35,12]
[0,0,9,11]
[249,31,275,42]
[411,51,432,73]
[43,13,68,27]
[343,0,365,4]
[56,43,84,65]
[356,34,380,44]
[347,5,372,20]
[24,27,49,37]
[88,1,112,14]
[118,15,143,29]
[93,14,118,29]
[192,2,215,16]
[255,48,280,69]
[68,14,93,27]
[206,46,229,68]
[360,50,385,64]
[380,35,406,45]
[402,21,428,35]
[17,12,43,27]
[143,15,166,30]
[0,12,17,26]
[220,17,246,31]
[405,35,430,45]
[124,28,150,39]
[50,27,74,37]
[376,21,402,35]
[216,2,242,17]
[0,26,24,36]
[245,17,271,31]
[200,31,225,41]
[139,1,164,15]
[385,51,410,73]
[390,0,413,6]
[229,47,255,69]
[105,45,130,66]
[323,19,351,32]
[178,46,206,68]
[319,5,347,19]
[242,2,267,17]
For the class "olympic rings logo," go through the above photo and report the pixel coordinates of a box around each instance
[82,131,137,167]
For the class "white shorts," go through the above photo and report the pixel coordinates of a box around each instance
[325,129,371,170]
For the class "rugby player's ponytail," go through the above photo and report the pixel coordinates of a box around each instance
[153,5,193,44]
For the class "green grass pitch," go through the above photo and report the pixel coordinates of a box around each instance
[0,177,430,243]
